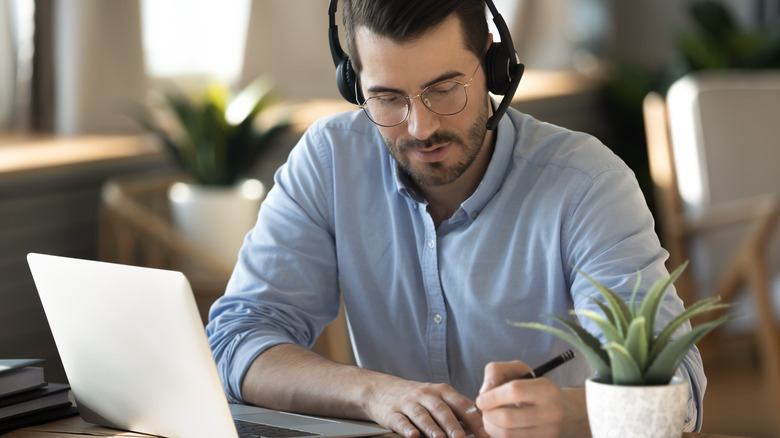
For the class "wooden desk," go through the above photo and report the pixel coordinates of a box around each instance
[2,414,752,438]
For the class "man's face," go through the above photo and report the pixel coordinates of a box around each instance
[355,14,492,188]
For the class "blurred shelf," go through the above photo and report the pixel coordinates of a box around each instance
[0,134,163,180]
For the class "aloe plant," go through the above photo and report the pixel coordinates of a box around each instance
[139,76,291,186]
[512,263,735,385]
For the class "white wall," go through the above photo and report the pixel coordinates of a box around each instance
[53,0,146,136]
[237,0,707,98]
[5,0,773,136]
[240,0,341,100]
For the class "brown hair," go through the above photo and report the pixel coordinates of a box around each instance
[343,0,489,73]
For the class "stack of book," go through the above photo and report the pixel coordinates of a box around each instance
[0,359,78,433]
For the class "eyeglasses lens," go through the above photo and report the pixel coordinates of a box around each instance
[362,81,468,127]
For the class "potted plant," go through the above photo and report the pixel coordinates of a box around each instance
[512,262,735,438]
[139,76,291,264]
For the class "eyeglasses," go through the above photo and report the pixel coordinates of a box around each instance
[358,62,481,127]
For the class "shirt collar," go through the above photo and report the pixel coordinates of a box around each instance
[394,162,425,203]
[457,107,515,224]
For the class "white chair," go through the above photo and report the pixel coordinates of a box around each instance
[643,70,780,424]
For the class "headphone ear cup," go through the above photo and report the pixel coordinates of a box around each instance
[484,42,512,95]
[335,57,360,105]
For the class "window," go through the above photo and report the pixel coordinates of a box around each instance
[140,0,250,85]
[0,0,34,130]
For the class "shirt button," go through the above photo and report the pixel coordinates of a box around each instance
[428,239,435,249]
[433,314,443,324]
[455,210,464,218]
[471,211,479,220]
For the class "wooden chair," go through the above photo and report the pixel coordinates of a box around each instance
[98,171,355,364]
[98,172,235,322]
[642,70,780,422]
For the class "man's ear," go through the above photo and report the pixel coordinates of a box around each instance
[484,33,494,53]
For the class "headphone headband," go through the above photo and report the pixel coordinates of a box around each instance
[327,0,344,67]
[328,0,523,130]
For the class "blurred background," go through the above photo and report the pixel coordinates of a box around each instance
[1,0,779,436]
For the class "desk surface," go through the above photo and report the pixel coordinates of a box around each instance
[2,414,752,438]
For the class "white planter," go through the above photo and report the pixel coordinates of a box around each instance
[586,376,688,438]
[168,179,265,265]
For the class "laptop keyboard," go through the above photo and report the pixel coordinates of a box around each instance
[234,419,320,438]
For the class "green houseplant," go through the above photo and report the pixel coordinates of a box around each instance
[512,263,735,437]
[141,76,291,186]
[512,262,732,385]
[138,76,292,264]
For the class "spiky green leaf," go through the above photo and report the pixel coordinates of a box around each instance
[624,316,648,371]
[226,76,273,126]
[630,271,642,317]
[637,262,689,346]
[588,297,616,327]
[575,268,632,336]
[644,314,736,384]
[572,310,623,344]
[164,91,197,135]
[603,342,643,385]
[510,319,612,382]
[648,297,732,363]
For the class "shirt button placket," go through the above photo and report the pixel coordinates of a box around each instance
[419,212,449,384]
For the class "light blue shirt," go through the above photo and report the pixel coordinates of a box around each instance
[206,106,705,431]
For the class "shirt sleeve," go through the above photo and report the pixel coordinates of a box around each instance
[562,160,706,432]
[205,123,342,403]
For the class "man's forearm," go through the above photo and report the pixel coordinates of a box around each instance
[241,343,387,420]
[240,343,487,438]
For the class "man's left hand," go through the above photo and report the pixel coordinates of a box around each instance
[474,361,588,438]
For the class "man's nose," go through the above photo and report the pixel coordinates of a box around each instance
[406,98,439,141]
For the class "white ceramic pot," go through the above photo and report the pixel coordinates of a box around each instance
[586,376,688,438]
[168,179,265,265]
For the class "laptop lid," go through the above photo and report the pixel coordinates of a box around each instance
[27,253,388,438]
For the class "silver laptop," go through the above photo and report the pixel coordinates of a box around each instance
[27,253,389,438]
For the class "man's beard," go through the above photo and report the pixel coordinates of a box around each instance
[382,108,489,188]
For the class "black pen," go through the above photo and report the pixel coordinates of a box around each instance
[519,349,575,379]
[466,350,576,414]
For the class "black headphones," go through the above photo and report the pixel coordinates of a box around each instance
[328,0,524,130]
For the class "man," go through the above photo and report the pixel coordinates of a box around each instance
[207,1,705,437]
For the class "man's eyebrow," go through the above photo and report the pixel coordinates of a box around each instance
[366,70,466,95]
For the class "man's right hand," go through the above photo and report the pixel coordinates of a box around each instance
[240,344,488,438]
[362,375,488,438]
